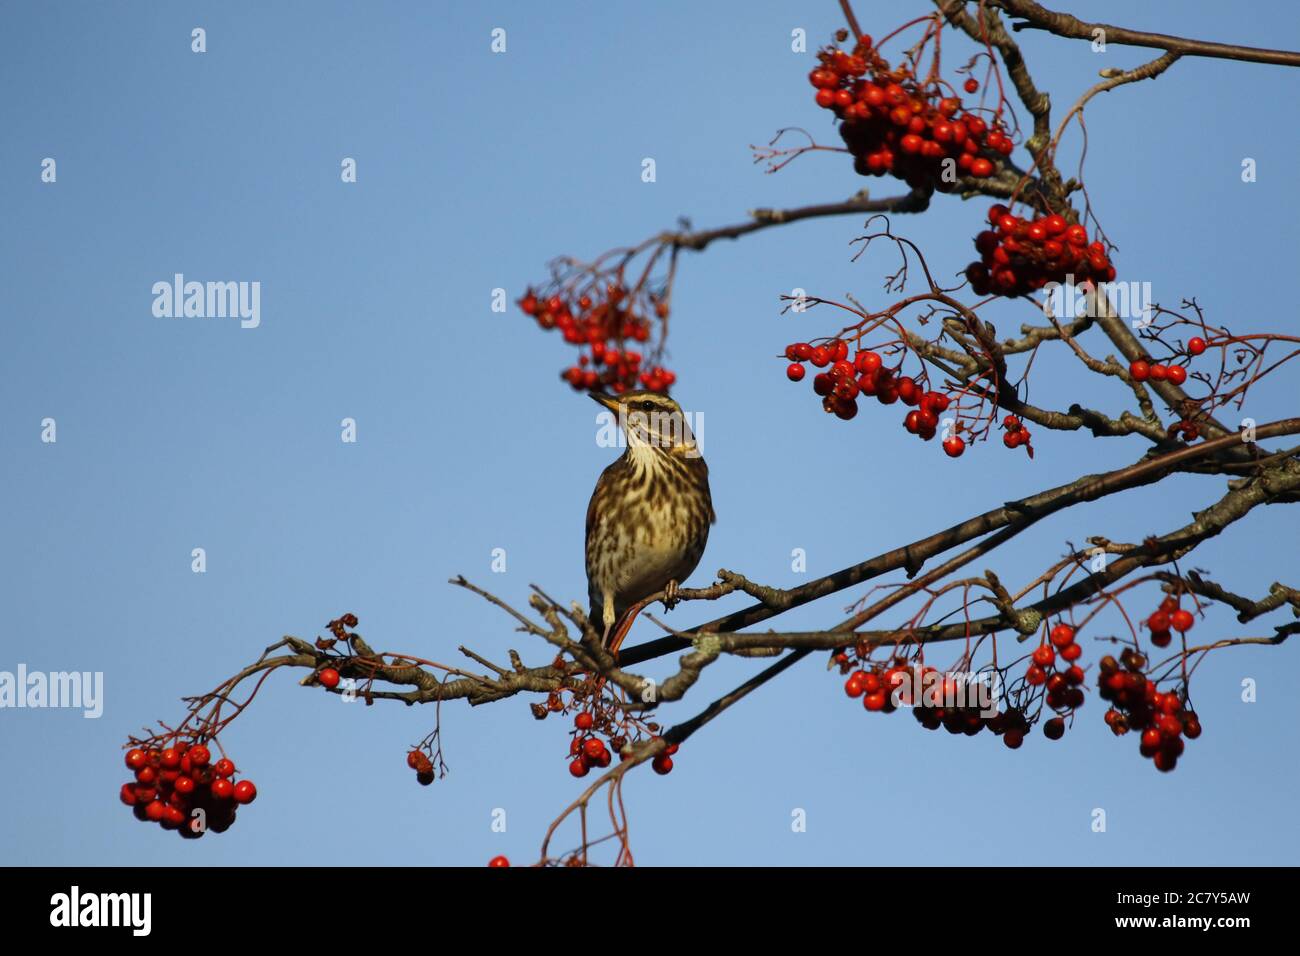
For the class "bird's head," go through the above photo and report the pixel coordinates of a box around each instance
[591,390,699,456]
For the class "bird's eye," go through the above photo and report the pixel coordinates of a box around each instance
[640,401,656,411]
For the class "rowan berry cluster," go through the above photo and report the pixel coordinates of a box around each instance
[1145,594,1195,648]
[783,339,959,447]
[518,287,675,394]
[1129,335,1209,395]
[839,657,1035,748]
[119,740,256,838]
[564,711,677,777]
[966,205,1116,298]
[1098,647,1200,772]
[1026,624,1087,726]
[809,35,1008,189]
[1000,414,1033,456]
[842,661,902,712]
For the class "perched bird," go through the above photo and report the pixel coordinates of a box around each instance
[585,390,714,651]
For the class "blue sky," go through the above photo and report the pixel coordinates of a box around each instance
[2,0,1298,866]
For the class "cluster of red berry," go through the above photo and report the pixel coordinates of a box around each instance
[1129,335,1207,392]
[1000,414,1033,456]
[783,340,959,441]
[565,712,676,777]
[1098,647,1200,772]
[810,36,1009,189]
[840,658,1043,748]
[842,662,902,712]
[1026,624,1087,722]
[518,288,675,394]
[1145,595,1195,648]
[966,205,1116,298]
[406,748,436,786]
[119,741,256,838]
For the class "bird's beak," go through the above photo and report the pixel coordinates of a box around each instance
[589,392,619,412]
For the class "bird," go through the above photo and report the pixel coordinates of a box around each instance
[585,390,714,653]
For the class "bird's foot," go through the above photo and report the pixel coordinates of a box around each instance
[662,580,681,612]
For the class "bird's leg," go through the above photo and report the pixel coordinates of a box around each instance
[606,601,649,660]
[590,603,647,698]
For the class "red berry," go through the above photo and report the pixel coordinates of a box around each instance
[488,855,510,868]
[1060,642,1082,662]
[1003,730,1024,749]
[574,712,594,731]
[1148,363,1168,381]
[863,691,887,712]
[1050,624,1076,648]
[1043,717,1066,740]
[963,77,979,94]
[211,778,235,800]
[1166,365,1187,386]
[924,392,951,413]
[1129,360,1150,381]
[942,435,966,458]
[855,351,882,375]
[145,800,166,822]
[568,758,589,778]
[1170,609,1195,633]
[970,157,994,177]
[652,754,674,775]
[1187,336,1207,356]
[583,738,606,760]
[232,780,258,805]
[125,748,148,771]
[1150,629,1172,648]
[188,744,211,768]
[318,667,340,690]
[1158,714,1183,738]
[214,758,235,778]
[1032,644,1056,667]
[786,362,806,382]
[809,68,836,90]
